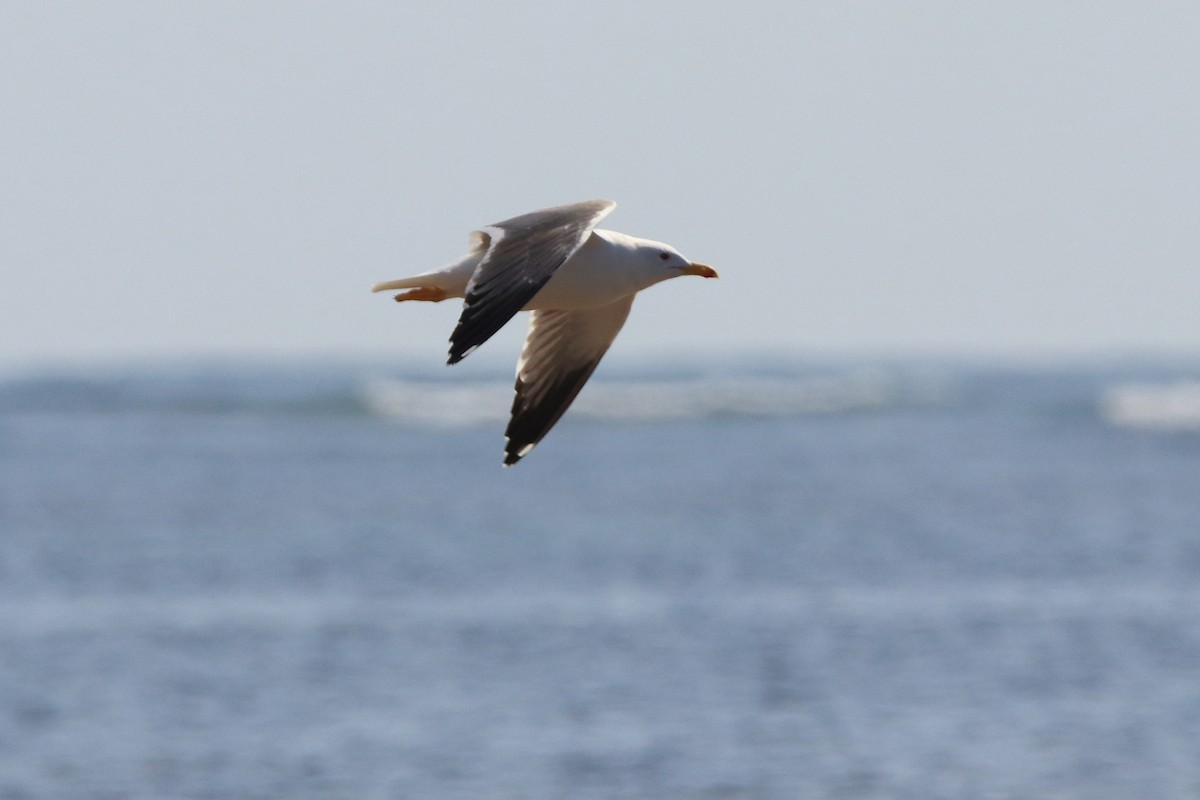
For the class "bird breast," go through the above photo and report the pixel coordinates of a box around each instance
[523,232,646,311]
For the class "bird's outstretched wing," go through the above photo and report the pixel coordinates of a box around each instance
[503,295,634,465]
[447,199,616,364]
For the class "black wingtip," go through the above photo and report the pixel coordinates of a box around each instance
[446,343,474,365]
[503,442,532,466]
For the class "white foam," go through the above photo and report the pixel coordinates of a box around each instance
[1099,381,1200,431]
[361,369,941,427]
[361,378,510,426]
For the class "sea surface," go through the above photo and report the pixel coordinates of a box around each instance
[1,356,1198,799]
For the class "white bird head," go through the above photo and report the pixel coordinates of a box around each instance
[630,236,719,281]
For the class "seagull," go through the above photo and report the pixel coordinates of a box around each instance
[372,199,718,465]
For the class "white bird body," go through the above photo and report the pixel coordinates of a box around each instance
[373,229,691,311]
[372,200,716,465]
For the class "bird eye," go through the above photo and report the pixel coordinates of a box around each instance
[659,252,670,261]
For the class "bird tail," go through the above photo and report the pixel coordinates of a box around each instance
[372,248,482,297]
[371,276,429,293]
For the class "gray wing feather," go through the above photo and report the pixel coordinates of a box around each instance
[447,199,615,364]
[503,296,634,465]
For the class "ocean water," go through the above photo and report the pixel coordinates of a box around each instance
[1,356,1199,799]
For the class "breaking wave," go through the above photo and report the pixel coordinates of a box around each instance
[1099,381,1200,431]
[360,370,945,426]
[13,360,1200,430]
[0,363,954,424]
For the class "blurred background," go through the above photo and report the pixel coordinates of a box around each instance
[2,2,1199,798]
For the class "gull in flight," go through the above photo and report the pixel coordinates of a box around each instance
[373,199,717,465]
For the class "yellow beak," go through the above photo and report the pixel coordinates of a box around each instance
[681,262,719,278]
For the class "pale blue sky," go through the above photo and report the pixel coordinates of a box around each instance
[3,2,1198,369]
